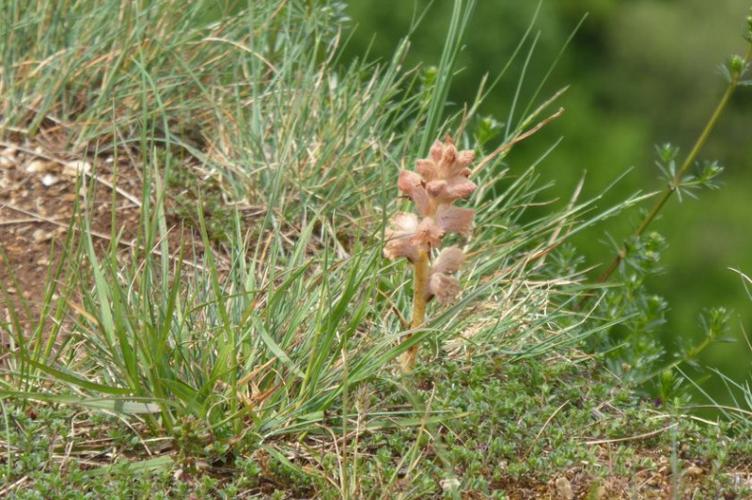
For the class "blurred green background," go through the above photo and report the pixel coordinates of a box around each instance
[341,0,752,402]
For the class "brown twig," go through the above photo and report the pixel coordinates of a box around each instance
[1,203,214,271]
[583,423,678,446]
[0,140,142,207]
[0,476,28,496]
[473,107,565,174]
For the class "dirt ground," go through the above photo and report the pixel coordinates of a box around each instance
[0,136,143,344]
[500,450,752,499]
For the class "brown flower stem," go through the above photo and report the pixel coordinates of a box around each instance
[400,249,430,373]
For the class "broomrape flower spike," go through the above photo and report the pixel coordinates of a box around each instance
[384,137,476,373]
[384,110,564,372]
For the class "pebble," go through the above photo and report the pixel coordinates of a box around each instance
[62,160,92,177]
[555,476,574,500]
[32,228,54,243]
[41,174,59,186]
[685,464,704,477]
[26,160,50,173]
[0,147,17,168]
[440,477,460,492]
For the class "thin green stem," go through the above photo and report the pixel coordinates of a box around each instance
[597,44,752,284]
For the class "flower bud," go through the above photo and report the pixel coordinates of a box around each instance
[729,54,745,76]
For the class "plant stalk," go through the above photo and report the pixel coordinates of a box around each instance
[596,46,752,284]
[400,249,430,373]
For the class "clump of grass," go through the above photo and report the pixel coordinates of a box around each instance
[0,0,620,442]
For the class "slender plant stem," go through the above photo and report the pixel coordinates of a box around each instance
[596,45,752,284]
[401,249,430,373]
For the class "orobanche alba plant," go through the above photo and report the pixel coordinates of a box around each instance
[384,137,476,372]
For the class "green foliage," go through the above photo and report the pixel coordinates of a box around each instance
[0,0,627,477]
[2,0,752,496]
[3,355,751,497]
[342,0,752,406]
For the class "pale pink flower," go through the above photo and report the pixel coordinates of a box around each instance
[383,213,420,261]
[414,217,444,247]
[414,139,476,203]
[425,176,476,203]
[383,213,444,261]
[397,170,432,216]
[430,140,444,161]
[416,159,439,182]
[435,205,474,236]
[426,246,466,304]
[432,246,465,274]
[428,272,461,305]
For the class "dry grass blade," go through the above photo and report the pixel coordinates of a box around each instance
[473,107,564,174]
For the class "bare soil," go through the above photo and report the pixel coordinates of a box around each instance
[0,136,142,345]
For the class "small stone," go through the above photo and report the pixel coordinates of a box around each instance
[33,228,54,243]
[41,174,59,186]
[62,160,92,177]
[439,477,461,492]
[26,160,50,173]
[0,147,17,167]
[685,464,704,477]
[555,476,574,500]
[589,482,606,500]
